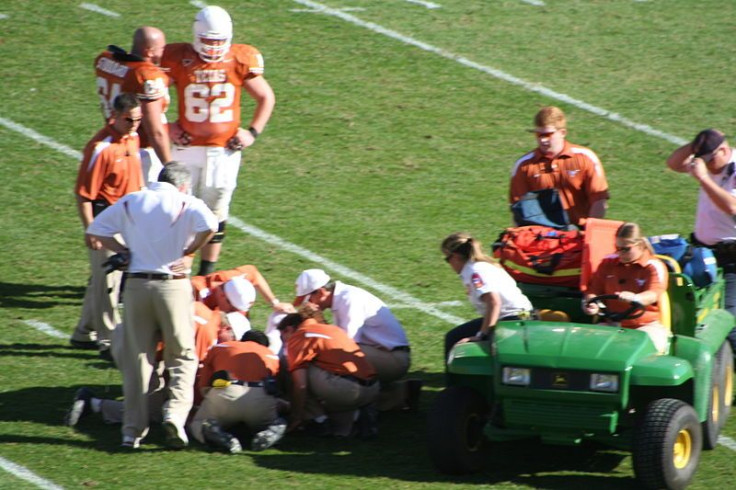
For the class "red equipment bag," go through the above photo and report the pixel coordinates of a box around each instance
[492,226,583,287]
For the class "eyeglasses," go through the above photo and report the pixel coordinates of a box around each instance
[124,117,142,123]
[702,147,721,164]
[615,246,633,253]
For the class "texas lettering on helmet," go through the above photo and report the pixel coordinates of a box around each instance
[192,5,233,63]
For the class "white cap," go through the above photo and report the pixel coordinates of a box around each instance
[266,311,288,334]
[223,276,256,312]
[226,312,251,341]
[294,269,331,304]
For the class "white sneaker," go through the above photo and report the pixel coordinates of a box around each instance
[121,436,141,449]
[163,420,189,449]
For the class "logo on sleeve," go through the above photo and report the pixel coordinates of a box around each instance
[471,273,485,289]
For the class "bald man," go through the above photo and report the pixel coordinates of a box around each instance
[94,26,172,184]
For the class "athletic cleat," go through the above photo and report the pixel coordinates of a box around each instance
[69,339,98,350]
[201,419,242,454]
[163,420,189,449]
[121,436,141,449]
[64,387,94,427]
[251,417,287,451]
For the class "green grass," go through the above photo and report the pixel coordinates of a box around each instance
[1,0,735,488]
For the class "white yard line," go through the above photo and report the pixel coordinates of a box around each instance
[22,320,68,339]
[520,0,545,6]
[404,0,441,9]
[0,456,65,490]
[719,435,736,452]
[290,0,686,146]
[79,3,120,18]
[189,0,207,8]
[0,14,8,20]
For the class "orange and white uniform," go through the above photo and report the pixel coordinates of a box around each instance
[160,43,265,221]
[586,252,669,329]
[510,141,610,226]
[190,339,281,443]
[191,264,262,311]
[94,47,170,183]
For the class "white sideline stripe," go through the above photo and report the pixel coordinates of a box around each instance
[0,14,8,20]
[0,116,463,326]
[0,456,65,490]
[387,300,463,309]
[23,320,68,339]
[520,0,545,6]
[290,7,366,13]
[228,217,464,324]
[719,435,736,452]
[0,117,82,160]
[291,0,686,146]
[404,0,442,9]
[79,3,121,18]
[190,0,208,8]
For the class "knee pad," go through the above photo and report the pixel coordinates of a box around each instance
[209,221,226,244]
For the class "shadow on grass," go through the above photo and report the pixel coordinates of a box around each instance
[0,343,118,368]
[0,281,84,309]
[0,385,633,487]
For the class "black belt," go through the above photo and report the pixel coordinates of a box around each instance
[340,375,378,387]
[392,346,411,352]
[230,380,264,388]
[126,272,189,281]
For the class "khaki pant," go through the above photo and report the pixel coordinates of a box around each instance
[189,385,277,443]
[71,247,122,347]
[359,344,411,411]
[307,365,379,437]
[120,278,197,440]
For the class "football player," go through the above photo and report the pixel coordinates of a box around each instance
[94,27,171,184]
[162,6,276,276]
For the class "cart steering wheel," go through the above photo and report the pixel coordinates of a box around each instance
[585,294,647,322]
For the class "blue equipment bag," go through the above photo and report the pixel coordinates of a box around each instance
[511,189,571,230]
[648,234,717,287]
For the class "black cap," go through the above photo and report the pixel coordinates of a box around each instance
[692,129,725,158]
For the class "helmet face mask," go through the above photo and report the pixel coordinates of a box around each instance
[193,6,232,62]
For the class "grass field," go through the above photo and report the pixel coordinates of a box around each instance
[1,0,735,488]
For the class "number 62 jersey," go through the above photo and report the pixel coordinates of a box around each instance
[161,42,265,148]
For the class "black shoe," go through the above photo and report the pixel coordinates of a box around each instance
[64,387,94,427]
[403,379,423,412]
[201,419,241,454]
[355,404,378,440]
[301,418,332,437]
[69,339,98,350]
[99,348,114,362]
[251,418,287,451]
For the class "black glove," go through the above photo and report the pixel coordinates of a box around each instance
[103,252,130,274]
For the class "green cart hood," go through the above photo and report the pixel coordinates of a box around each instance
[495,321,657,371]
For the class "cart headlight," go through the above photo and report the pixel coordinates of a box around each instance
[502,367,531,386]
[590,373,619,393]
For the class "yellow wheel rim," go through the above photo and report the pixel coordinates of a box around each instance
[725,366,734,408]
[712,385,720,425]
[673,429,692,469]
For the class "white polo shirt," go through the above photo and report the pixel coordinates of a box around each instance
[694,151,736,246]
[87,182,217,273]
[460,260,532,318]
[330,281,409,350]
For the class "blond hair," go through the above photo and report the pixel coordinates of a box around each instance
[441,232,497,265]
[615,222,654,254]
[534,106,567,130]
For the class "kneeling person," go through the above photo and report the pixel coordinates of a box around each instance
[190,330,286,453]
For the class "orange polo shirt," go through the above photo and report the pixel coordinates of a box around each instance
[510,140,609,225]
[586,252,668,328]
[286,319,376,380]
[197,340,280,391]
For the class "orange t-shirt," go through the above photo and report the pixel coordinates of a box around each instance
[94,48,169,148]
[586,253,668,328]
[286,319,376,380]
[193,301,221,362]
[197,340,280,391]
[75,125,143,206]
[509,141,609,225]
[161,43,264,147]
[191,264,262,311]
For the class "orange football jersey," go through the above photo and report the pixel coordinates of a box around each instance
[161,43,265,147]
[94,48,170,148]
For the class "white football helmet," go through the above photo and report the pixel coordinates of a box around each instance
[193,6,232,62]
